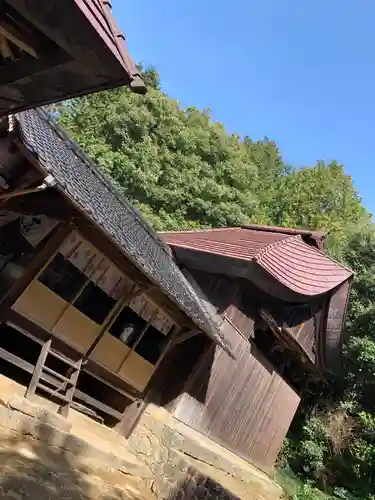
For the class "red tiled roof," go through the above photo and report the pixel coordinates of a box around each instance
[161,227,353,297]
[76,0,144,91]
[255,235,352,296]
[161,227,289,260]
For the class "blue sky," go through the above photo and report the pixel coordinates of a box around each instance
[113,0,375,214]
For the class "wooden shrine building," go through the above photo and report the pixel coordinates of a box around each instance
[0,108,232,433]
[0,0,145,117]
[159,226,353,471]
[0,108,353,474]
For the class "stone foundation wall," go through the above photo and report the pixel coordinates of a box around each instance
[172,467,241,500]
[0,393,282,499]
[128,404,282,500]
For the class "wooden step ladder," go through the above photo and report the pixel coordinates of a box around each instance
[25,339,82,418]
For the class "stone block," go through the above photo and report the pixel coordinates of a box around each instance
[7,395,72,433]
[161,424,185,449]
[63,434,90,457]
[174,490,186,500]
[0,405,67,448]
[169,450,190,474]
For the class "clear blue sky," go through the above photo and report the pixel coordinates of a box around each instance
[113,0,375,214]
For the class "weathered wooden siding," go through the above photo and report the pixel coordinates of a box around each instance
[171,321,301,472]
[284,311,316,361]
[188,270,237,313]
[190,270,317,363]
[225,285,257,338]
[189,270,256,338]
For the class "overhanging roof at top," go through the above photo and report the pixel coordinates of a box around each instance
[0,0,146,117]
[10,109,233,356]
[162,227,353,298]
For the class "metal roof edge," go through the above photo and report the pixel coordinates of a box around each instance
[240,223,327,239]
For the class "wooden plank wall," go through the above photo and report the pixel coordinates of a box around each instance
[189,270,258,338]
[171,321,301,472]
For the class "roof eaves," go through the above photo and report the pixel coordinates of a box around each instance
[98,0,146,94]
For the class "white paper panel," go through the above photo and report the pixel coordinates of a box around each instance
[69,241,98,272]
[152,311,165,333]
[20,215,59,247]
[152,310,174,335]
[59,232,80,257]
[129,294,146,315]
[84,254,104,279]
[59,232,134,299]
[98,265,122,296]
[142,300,158,322]
[90,260,109,284]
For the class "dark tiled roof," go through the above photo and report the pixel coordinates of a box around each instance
[15,109,233,355]
[162,227,353,297]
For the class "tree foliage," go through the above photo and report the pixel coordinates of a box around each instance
[58,68,369,235]
[58,67,375,499]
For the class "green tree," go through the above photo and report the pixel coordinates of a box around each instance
[58,68,369,234]
[268,161,369,236]
[284,228,375,499]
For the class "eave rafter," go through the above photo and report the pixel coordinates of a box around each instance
[0,18,38,61]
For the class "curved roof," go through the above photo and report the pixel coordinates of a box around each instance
[255,235,352,296]
[162,227,353,298]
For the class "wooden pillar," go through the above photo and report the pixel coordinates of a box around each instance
[25,339,52,400]
[0,222,71,321]
[83,284,149,362]
[115,326,181,437]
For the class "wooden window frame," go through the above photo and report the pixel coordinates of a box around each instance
[36,232,133,331]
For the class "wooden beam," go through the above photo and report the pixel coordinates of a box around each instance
[2,189,75,220]
[25,339,51,400]
[174,329,200,345]
[58,359,82,418]
[150,325,181,375]
[0,21,38,58]
[12,138,46,176]
[0,184,48,201]
[114,399,147,438]
[119,307,160,367]
[0,223,71,320]
[74,390,123,420]
[83,284,151,361]
[114,326,181,437]
[0,34,14,60]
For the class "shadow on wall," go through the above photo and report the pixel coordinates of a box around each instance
[0,414,242,500]
[0,416,144,500]
[167,470,240,500]
[149,334,213,408]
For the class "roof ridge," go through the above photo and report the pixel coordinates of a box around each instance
[241,223,327,238]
